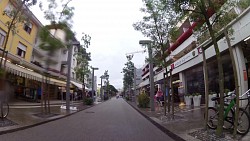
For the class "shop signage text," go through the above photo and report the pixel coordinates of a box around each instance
[172,49,199,69]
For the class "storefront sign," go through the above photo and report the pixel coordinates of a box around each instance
[172,49,198,69]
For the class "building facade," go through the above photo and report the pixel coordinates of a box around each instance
[138,3,250,104]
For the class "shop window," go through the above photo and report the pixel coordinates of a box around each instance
[207,53,235,93]
[186,65,205,95]
[16,42,27,58]
[0,32,6,47]
[23,23,32,34]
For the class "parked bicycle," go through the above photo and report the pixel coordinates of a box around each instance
[0,100,9,118]
[206,89,250,135]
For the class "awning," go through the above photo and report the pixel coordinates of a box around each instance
[6,61,67,86]
[6,61,43,81]
[50,78,66,86]
[70,81,89,90]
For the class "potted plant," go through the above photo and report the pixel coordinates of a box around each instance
[192,93,201,106]
[184,93,193,106]
[208,91,217,107]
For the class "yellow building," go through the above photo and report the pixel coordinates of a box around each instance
[0,0,39,62]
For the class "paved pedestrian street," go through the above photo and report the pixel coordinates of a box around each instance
[0,98,174,141]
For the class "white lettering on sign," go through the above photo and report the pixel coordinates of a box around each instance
[172,49,198,69]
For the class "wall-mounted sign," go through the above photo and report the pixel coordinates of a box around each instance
[172,48,199,69]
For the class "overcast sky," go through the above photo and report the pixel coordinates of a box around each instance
[30,0,148,89]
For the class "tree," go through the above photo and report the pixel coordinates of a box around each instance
[103,70,110,99]
[133,0,179,116]
[0,0,38,68]
[38,0,75,114]
[74,32,91,102]
[171,0,238,136]
[122,55,135,100]
[103,84,118,97]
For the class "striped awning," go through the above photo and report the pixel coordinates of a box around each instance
[6,61,43,81]
[5,61,67,86]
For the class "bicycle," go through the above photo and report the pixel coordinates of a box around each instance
[0,90,9,119]
[0,100,9,119]
[206,90,250,135]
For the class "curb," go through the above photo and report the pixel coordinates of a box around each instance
[126,100,186,141]
[0,102,102,135]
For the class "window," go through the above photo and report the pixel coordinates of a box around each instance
[16,42,27,58]
[73,58,75,66]
[23,23,32,34]
[0,31,6,47]
[72,72,75,79]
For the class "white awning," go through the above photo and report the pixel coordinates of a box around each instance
[70,81,89,90]
[6,61,43,81]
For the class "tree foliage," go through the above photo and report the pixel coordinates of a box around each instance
[133,0,179,63]
[122,55,134,91]
[74,32,91,83]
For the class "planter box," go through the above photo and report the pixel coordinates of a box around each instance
[193,95,201,106]
[184,96,193,106]
[208,94,217,107]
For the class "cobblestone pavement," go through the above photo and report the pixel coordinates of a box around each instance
[127,101,250,141]
[0,98,175,141]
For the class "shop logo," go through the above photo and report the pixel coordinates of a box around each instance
[192,51,196,56]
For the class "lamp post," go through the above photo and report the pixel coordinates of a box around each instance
[66,40,80,111]
[91,67,99,101]
[133,67,136,102]
[139,40,155,111]
[100,75,104,101]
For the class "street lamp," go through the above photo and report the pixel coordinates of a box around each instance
[66,40,80,111]
[139,40,155,111]
[91,67,99,101]
[100,75,105,101]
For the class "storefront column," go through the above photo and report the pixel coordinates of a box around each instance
[179,72,186,94]
[233,45,248,102]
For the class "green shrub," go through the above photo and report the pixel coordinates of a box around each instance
[125,96,129,101]
[138,92,150,108]
[84,98,93,105]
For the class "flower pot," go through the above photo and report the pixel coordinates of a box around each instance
[184,96,193,106]
[193,95,201,106]
[208,94,217,107]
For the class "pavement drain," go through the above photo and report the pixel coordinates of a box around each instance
[33,113,60,118]
[188,128,239,141]
[0,118,18,127]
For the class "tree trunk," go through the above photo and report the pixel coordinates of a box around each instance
[163,70,167,116]
[82,74,86,104]
[166,69,170,113]
[170,69,174,118]
[202,47,209,129]
[207,25,225,137]
[224,31,239,137]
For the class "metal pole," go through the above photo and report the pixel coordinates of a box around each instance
[91,68,94,100]
[133,67,136,102]
[66,45,73,110]
[148,44,155,111]
[100,76,103,101]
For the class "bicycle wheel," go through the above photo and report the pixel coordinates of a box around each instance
[0,101,9,118]
[207,107,219,129]
[236,108,250,135]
